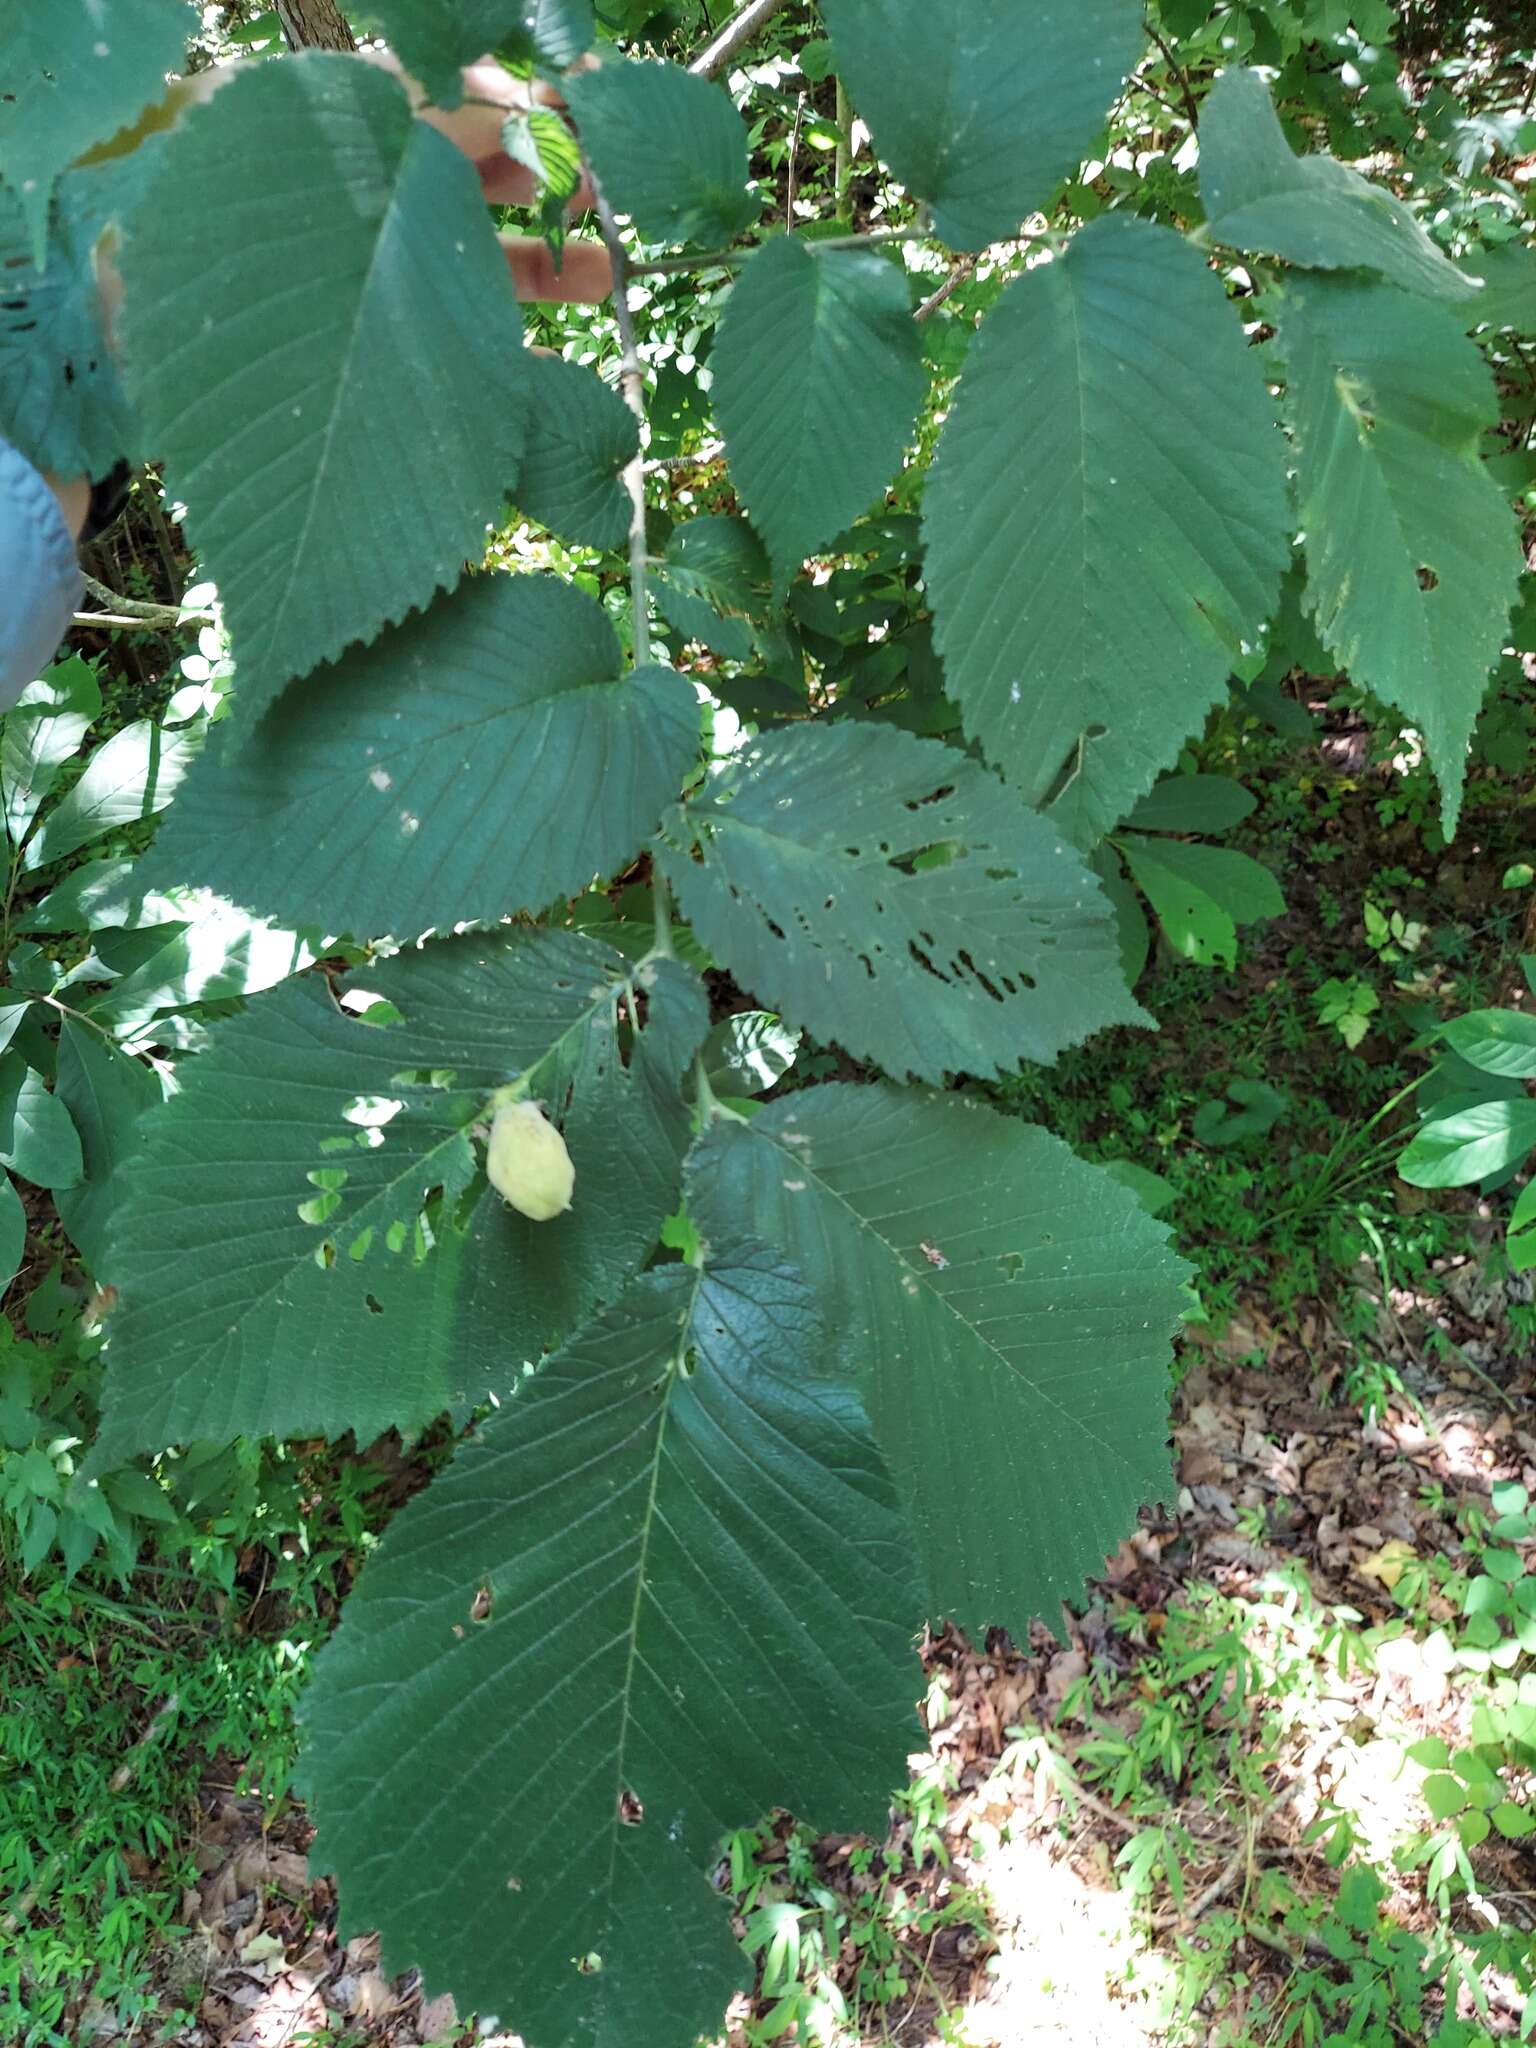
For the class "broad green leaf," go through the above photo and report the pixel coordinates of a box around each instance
[658,722,1147,1086]
[21,716,197,872]
[145,576,697,939]
[689,1086,1189,1634]
[1118,838,1283,968]
[1098,1159,1176,1217]
[663,515,769,615]
[820,0,1143,249]
[1199,69,1473,302]
[0,0,191,262]
[923,216,1289,845]
[1278,277,1523,837]
[0,999,30,1057]
[1468,241,1536,334]
[53,1018,163,1274]
[0,177,132,478]
[0,1173,22,1291]
[358,0,594,106]
[95,931,706,1461]
[1123,774,1257,836]
[118,56,528,706]
[565,61,756,247]
[0,1057,84,1190]
[512,354,637,550]
[77,895,317,1033]
[1091,844,1151,987]
[17,857,141,932]
[302,1242,918,2040]
[1,656,101,846]
[712,238,925,588]
[1439,1010,1536,1080]
[654,582,751,662]
[702,1010,799,1098]
[1398,1099,1536,1189]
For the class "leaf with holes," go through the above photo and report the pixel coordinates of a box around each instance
[566,61,757,248]
[0,176,133,478]
[1277,275,1523,836]
[922,215,1289,845]
[711,237,925,588]
[512,356,638,551]
[820,0,1144,248]
[301,1236,918,2041]
[0,0,191,262]
[657,722,1147,1085]
[118,56,528,706]
[143,576,698,940]
[95,930,707,1462]
[688,1086,1188,1634]
[1199,69,1473,303]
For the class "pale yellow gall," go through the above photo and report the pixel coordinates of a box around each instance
[485,1100,574,1222]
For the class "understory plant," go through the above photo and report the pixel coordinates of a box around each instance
[1,0,1531,2042]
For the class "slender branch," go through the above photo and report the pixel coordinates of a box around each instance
[630,224,926,278]
[590,185,651,667]
[914,254,977,322]
[73,609,213,631]
[688,0,793,78]
[1144,19,1201,131]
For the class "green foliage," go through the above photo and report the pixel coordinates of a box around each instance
[118,54,529,703]
[713,238,925,589]
[922,215,1290,843]
[820,0,1144,248]
[566,60,757,247]
[512,353,639,549]
[303,1241,918,2040]
[358,0,595,106]
[1276,275,1523,835]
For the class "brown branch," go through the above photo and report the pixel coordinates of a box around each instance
[689,0,794,78]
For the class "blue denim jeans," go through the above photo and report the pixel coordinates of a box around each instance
[0,436,84,711]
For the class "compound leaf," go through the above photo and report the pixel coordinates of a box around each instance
[301,1241,918,2043]
[96,930,706,1461]
[118,55,527,706]
[690,1086,1189,1636]
[657,722,1147,1085]
[566,61,756,248]
[821,0,1144,249]
[1278,275,1522,836]
[923,215,1289,845]
[1199,68,1473,303]
[712,237,925,588]
[145,576,698,940]
[0,0,190,262]
[512,355,638,551]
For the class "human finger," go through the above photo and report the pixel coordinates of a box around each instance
[500,234,613,303]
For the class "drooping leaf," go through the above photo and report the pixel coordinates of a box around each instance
[1277,275,1523,835]
[0,177,133,477]
[711,237,925,587]
[118,55,528,705]
[1,657,101,846]
[95,931,707,1462]
[689,1086,1189,1634]
[1399,1100,1536,1189]
[565,61,756,247]
[923,215,1290,845]
[821,0,1142,248]
[1123,774,1257,836]
[53,1018,163,1273]
[1439,1010,1536,1080]
[1198,69,1474,303]
[657,722,1148,1085]
[0,1057,84,1190]
[1118,838,1283,968]
[301,1241,918,2039]
[501,103,582,255]
[144,576,698,939]
[0,0,191,262]
[511,356,638,550]
[21,716,197,872]
[364,0,594,103]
